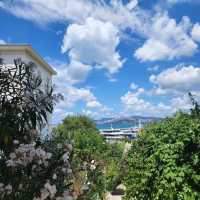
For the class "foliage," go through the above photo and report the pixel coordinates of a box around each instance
[0,59,62,152]
[54,115,125,199]
[0,59,74,200]
[54,116,107,199]
[124,111,200,200]
[60,115,98,135]
[54,115,107,162]
[0,136,75,200]
[105,142,126,191]
[189,92,200,119]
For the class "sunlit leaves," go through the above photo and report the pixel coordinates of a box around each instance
[124,112,200,199]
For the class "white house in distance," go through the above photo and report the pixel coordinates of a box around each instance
[0,44,57,133]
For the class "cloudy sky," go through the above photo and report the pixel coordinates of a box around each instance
[1,0,200,123]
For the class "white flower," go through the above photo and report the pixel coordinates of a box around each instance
[56,197,64,200]
[63,196,74,200]
[67,169,72,174]
[57,143,62,149]
[5,184,12,194]
[13,140,19,145]
[6,159,16,167]
[62,153,69,163]
[9,153,16,160]
[82,184,89,191]
[63,191,74,200]
[46,152,52,159]
[44,182,57,198]
[91,160,95,164]
[90,164,96,171]
[52,174,57,180]
[62,168,67,173]
[0,183,4,192]
[6,143,53,167]
[40,188,49,200]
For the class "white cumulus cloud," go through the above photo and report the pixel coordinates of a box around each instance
[86,100,102,108]
[191,23,200,42]
[0,0,94,25]
[48,58,91,86]
[0,39,6,44]
[121,88,172,116]
[49,58,104,121]
[62,17,123,74]
[64,86,100,108]
[135,14,197,61]
[129,82,138,90]
[170,95,192,111]
[150,65,200,93]
[0,0,145,32]
[167,0,193,4]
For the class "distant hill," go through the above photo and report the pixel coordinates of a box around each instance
[95,116,162,129]
[95,116,161,125]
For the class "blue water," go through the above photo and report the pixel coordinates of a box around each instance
[96,122,138,130]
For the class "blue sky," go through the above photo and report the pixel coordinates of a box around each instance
[1,0,200,123]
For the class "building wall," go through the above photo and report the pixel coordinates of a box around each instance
[0,50,53,135]
[0,50,52,82]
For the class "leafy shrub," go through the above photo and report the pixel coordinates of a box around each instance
[54,116,108,199]
[0,59,75,200]
[54,115,125,199]
[124,112,200,200]
[0,59,61,152]
[105,142,125,191]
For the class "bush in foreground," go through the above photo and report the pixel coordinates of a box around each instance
[54,115,125,199]
[124,111,200,200]
[0,59,75,200]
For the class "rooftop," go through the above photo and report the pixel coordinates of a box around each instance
[0,44,56,75]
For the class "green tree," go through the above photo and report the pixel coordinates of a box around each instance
[189,92,200,119]
[54,115,108,199]
[54,115,106,161]
[54,115,125,199]
[124,111,200,200]
[54,115,98,139]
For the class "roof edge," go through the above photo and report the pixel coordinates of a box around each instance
[0,44,57,75]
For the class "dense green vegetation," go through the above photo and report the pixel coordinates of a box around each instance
[0,59,124,200]
[124,100,200,199]
[0,59,61,154]
[0,59,75,200]
[2,58,200,200]
[53,115,125,199]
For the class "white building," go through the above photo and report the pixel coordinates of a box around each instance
[0,44,57,133]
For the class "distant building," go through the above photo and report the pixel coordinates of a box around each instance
[100,128,139,143]
[0,44,56,133]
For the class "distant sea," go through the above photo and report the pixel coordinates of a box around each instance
[96,121,138,130]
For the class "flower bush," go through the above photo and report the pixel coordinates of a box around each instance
[0,59,125,200]
[0,59,76,200]
[0,137,75,200]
